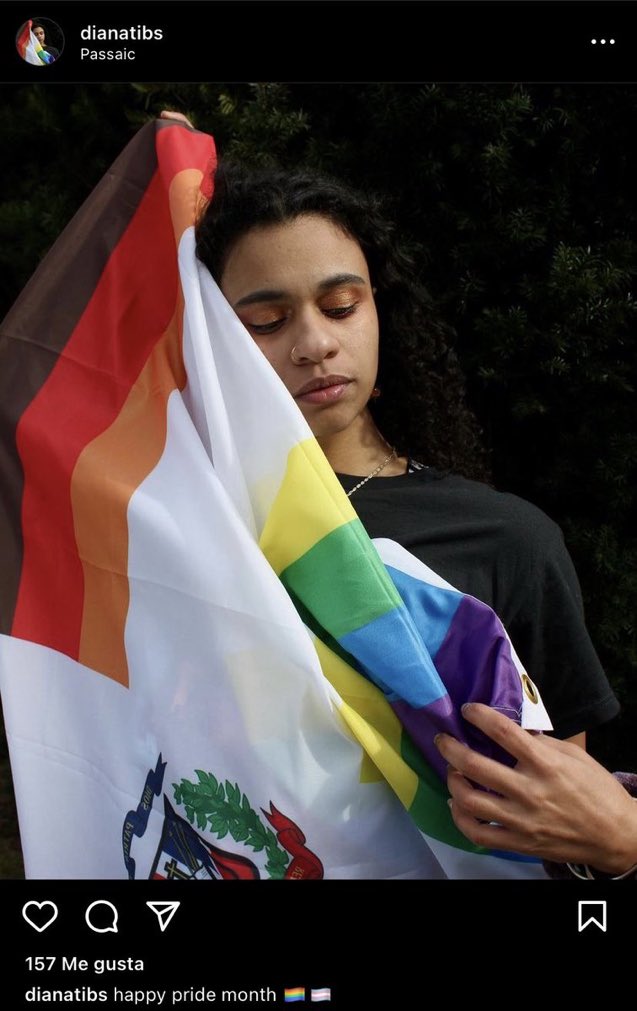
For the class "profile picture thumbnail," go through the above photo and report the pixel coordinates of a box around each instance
[16,17,64,65]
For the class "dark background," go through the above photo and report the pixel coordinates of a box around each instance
[5,879,632,1006]
[1,80,636,878]
[16,16,65,61]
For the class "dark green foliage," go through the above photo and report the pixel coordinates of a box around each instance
[1,82,635,876]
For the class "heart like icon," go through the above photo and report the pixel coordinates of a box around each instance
[22,901,59,933]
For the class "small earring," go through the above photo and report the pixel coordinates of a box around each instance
[370,386,381,399]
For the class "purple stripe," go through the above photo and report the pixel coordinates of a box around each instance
[393,694,460,780]
[393,595,523,780]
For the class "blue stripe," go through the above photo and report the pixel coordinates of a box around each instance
[489,849,542,864]
[339,606,447,707]
[385,564,463,660]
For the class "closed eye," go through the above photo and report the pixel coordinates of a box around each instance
[245,318,286,334]
[323,303,358,319]
[246,303,358,333]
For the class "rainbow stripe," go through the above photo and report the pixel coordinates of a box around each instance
[0,120,550,878]
[35,43,53,64]
[2,121,214,685]
[284,989,306,1003]
[257,433,544,858]
[16,20,54,65]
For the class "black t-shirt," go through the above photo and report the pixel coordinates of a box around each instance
[336,466,619,740]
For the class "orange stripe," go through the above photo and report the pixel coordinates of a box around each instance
[167,167,209,244]
[72,169,202,685]
[72,307,186,685]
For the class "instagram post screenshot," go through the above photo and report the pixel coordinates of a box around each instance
[1,0,636,1002]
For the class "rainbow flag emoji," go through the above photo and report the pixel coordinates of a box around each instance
[284,988,306,1003]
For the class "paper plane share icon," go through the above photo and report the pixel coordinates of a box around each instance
[146,901,180,932]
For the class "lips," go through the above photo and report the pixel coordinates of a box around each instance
[294,375,352,398]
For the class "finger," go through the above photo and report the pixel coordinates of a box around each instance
[463,705,593,778]
[448,798,548,859]
[534,732,592,762]
[449,792,598,864]
[465,707,594,775]
[447,797,514,851]
[435,733,520,797]
[159,110,194,127]
[447,770,508,824]
[461,703,545,763]
[447,770,554,840]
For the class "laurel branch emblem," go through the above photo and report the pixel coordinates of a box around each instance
[173,772,290,878]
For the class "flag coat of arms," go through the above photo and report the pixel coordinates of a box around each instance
[0,121,551,879]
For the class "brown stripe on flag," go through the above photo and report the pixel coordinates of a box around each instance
[0,122,160,634]
[11,128,214,665]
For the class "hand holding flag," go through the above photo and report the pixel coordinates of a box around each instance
[437,702,637,874]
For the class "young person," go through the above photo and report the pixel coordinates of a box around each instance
[31,22,60,61]
[195,158,617,746]
[190,143,636,878]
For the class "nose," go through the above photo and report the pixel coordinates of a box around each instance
[289,309,339,364]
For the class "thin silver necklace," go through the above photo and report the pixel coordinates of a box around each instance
[346,447,398,498]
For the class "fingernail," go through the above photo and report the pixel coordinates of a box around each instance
[461,703,473,716]
[433,733,443,748]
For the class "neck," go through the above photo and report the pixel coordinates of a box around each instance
[317,409,403,476]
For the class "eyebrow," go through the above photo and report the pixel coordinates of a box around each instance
[233,273,367,309]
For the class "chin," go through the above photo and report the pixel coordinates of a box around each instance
[304,418,332,440]
[306,415,355,443]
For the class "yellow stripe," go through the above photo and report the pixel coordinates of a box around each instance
[314,637,419,809]
[260,436,418,809]
[259,439,358,575]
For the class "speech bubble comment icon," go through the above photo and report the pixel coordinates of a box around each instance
[85,900,119,934]
[22,901,58,933]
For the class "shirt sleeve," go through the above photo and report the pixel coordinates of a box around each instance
[499,510,620,739]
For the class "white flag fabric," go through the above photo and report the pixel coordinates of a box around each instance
[0,121,550,879]
[16,21,53,65]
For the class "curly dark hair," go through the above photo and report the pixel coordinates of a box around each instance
[195,161,488,480]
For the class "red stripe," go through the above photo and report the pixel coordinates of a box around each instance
[156,122,217,192]
[16,22,31,57]
[13,126,215,661]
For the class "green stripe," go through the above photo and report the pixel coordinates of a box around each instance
[279,519,402,640]
[401,733,490,855]
[286,586,359,670]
